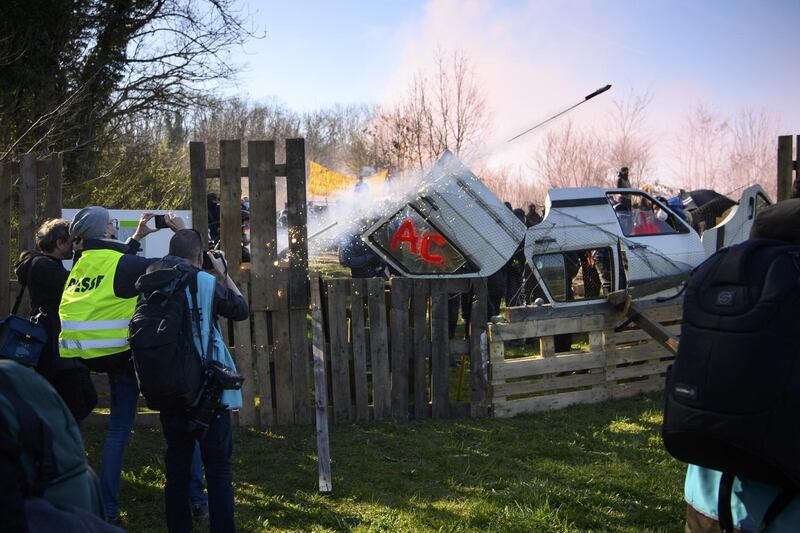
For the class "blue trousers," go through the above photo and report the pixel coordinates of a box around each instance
[160,410,235,532]
[99,370,207,518]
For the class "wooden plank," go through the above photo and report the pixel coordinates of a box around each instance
[327,279,352,422]
[430,282,450,418]
[624,301,679,354]
[310,275,333,494]
[350,279,369,421]
[0,163,11,315]
[412,280,430,419]
[247,140,279,311]
[219,140,243,283]
[498,313,607,341]
[492,372,605,398]
[285,138,309,309]
[18,154,37,255]
[607,272,690,305]
[610,324,681,345]
[190,142,209,249]
[444,279,471,293]
[252,311,274,427]
[491,351,605,381]
[231,280,256,426]
[488,324,505,363]
[469,278,488,417]
[608,374,665,399]
[367,278,390,420]
[777,135,794,202]
[540,336,555,358]
[607,342,673,366]
[289,307,311,424]
[272,269,294,425]
[493,388,608,418]
[43,153,62,219]
[390,278,410,420]
[606,358,673,382]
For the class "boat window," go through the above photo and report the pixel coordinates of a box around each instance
[532,248,613,303]
[367,204,476,275]
[606,192,685,237]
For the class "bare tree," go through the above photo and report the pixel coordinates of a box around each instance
[671,104,730,191]
[726,107,781,198]
[605,91,654,186]
[362,50,489,173]
[535,120,609,189]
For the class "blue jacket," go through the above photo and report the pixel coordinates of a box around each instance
[685,465,800,532]
[185,271,244,410]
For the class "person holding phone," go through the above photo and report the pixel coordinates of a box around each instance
[59,208,209,524]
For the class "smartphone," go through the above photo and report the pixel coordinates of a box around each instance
[154,214,168,228]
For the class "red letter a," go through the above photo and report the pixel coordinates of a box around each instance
[390,219,418,254]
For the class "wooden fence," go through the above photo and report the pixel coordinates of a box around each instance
[489,300,682,417]
[310,276,488,422]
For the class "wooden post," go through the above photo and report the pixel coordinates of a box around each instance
[310,275,333,494]
[777,135,794,202]
[247,140,278,311]
[18,154,37,255]
[350,279,370,421]
[430,282,450,418]
[253,310,274,428]
[285,138,309,309]
[412,280,430,419]
[367,278,391,420]
[43,153,62,220]
[390,277,410,420]
[219,140,242,281]
[272,269,294,425]
[289,307,311,424]
[469,278,488,417]
[233,278,257,426]
[190,142,208,249]
[0,163,11,315]
[327,279,352,422]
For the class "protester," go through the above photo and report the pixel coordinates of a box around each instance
[145,229,248,533]
[13,219,96,422]
[241,209,251,263]
[338,224,385,279]
[58,207,208,524]
[208,192,221,244]
[682,199,800,532]
[525,203,542,227]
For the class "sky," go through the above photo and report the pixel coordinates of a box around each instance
[227,0,800,182]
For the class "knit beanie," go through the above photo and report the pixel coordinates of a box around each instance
[69,206,110,240]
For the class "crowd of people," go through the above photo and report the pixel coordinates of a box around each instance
[9,207,247,531]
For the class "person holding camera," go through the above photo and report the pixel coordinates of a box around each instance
[151,229,248,533]
[58,207,208,523]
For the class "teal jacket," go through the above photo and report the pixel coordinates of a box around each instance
[685,465,800,532]
[186,270,244,410]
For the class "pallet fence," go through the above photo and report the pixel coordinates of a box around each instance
[489,300,682,417]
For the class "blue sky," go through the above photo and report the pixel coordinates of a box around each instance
[227,0,800,179]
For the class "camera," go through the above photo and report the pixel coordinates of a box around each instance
[202,250,226,272]
[154,214,168,228]
[187,361,244,438]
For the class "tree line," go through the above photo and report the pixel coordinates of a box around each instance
[0,1,782,209]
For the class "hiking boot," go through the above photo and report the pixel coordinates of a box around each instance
[192,503,210,521]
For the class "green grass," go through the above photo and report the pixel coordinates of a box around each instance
[83,393,685,532]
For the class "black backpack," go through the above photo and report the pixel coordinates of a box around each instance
[129,265,208,412]
[662,239,800,530]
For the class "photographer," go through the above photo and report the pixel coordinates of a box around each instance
[152,229,248,533]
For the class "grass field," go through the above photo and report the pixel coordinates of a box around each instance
[83,392,686,532]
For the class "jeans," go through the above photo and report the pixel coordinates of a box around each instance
[160,410,235,532]
[99,369,207,518]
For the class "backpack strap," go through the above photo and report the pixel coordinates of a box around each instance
[11,281,27,316]
[187,272,213,362]
[0,372,57,496]
[718,471,735,533]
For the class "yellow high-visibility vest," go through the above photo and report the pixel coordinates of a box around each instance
[59,249,137,359]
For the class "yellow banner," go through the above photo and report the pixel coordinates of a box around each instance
[308,161,389,197]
